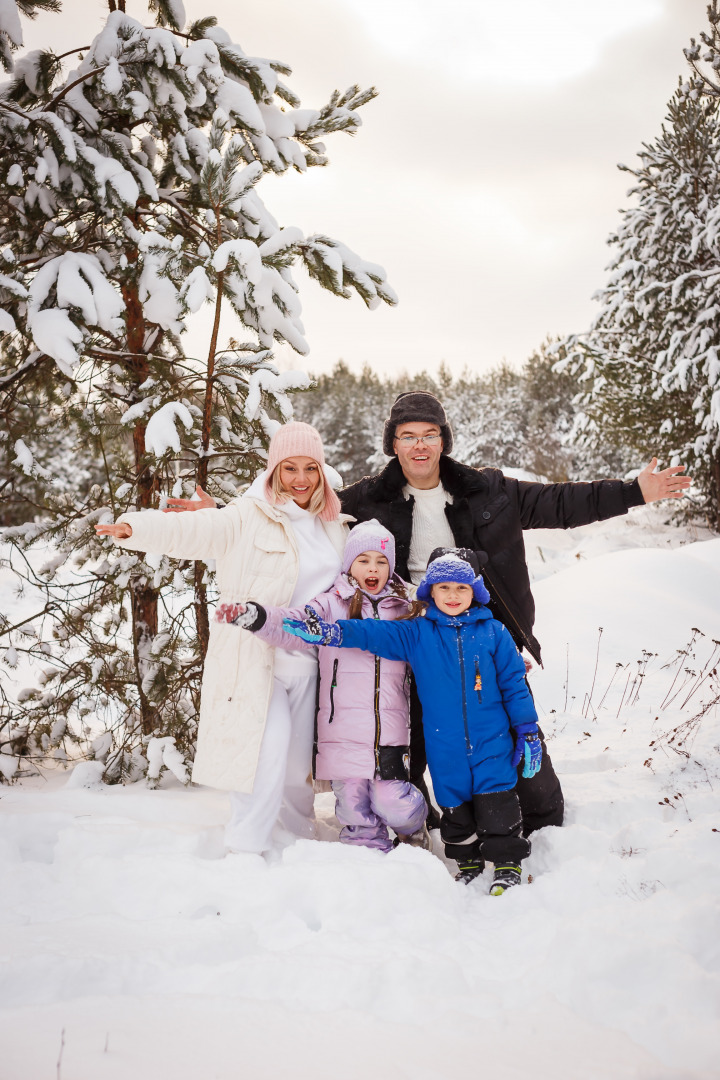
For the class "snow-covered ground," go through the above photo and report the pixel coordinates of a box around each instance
[1,505,719,1080]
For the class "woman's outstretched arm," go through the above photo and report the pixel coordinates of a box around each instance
[94,501,242,561]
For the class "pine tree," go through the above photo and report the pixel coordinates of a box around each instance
[0,0,397,782]
[557,7,720,526]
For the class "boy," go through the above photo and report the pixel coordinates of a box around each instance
[284,550,542,894]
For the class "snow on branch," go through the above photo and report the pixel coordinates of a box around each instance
[144,401,194,456]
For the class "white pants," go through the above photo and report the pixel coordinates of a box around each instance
[225,672,317,854]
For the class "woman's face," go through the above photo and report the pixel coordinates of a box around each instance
[278,456,321,509]
[349,551,390,594]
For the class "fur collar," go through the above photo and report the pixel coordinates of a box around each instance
[368,455,489,501]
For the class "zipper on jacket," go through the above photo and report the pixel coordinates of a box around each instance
[328,658,339,723]
[371,598,382,775]
[474,660,483,704]
[456,628,472,754]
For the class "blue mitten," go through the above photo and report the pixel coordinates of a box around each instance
[282,606,343,646]
[511,727,542,779]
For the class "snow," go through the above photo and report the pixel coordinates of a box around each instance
[26,252,125,372]
[27,307,83,376]
[0,0,23,49]
[144,400,194,456]
[11,438,33,475]
[1,507,718,1078]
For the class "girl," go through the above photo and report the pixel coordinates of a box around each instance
[216,520,428,853]
[282,550,542,894]
[94,422,350,855]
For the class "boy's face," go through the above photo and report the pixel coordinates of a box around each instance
[350,551,390,594]
[431,581,473,616]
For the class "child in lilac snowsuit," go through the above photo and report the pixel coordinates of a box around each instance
[216,520,428,853]
[283,550,543,895]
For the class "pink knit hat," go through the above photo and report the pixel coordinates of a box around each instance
[264,421,341,522]
[342,519,395,577]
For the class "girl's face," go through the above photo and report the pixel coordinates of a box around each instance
[349,551,390,594]
[431,581,473,616]
[278,457,321,509]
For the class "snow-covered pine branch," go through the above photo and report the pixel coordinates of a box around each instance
[551,12,720,528]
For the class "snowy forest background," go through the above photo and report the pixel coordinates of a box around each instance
[1,4,720,1077]
[2,0,720,791]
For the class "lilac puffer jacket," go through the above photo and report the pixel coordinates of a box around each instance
[255,573,412,781]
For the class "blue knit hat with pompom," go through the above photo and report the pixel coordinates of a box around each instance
[416,553,491,605]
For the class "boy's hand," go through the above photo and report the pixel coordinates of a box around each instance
[282,606,343,646]
[215,601,261,629]
[511,730,542,779]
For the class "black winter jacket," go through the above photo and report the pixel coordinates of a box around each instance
[339,456,644,663]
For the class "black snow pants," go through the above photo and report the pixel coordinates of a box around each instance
[440,789,530,866]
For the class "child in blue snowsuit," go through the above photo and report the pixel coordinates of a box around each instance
[284,550,543,894]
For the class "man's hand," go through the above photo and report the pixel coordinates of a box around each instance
[164,485,216,513]
[95,523,132,539]
[637,459,692,503]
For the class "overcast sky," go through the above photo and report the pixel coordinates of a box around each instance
[23,0,711,377]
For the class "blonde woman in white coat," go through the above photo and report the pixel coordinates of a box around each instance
[95,423,351,854]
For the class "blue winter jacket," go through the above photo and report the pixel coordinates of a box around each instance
[336,603,539,806]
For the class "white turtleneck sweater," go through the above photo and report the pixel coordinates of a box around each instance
[403,482,455,584]
[273,497,342,674]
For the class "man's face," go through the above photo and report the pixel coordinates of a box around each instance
[393,422,443,487]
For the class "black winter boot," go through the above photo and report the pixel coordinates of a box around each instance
[489,863,522,895]
[454,858,485,884]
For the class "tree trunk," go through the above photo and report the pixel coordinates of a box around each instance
[123,279,159,735]
[710,447,720,532]
[193,269,225,665]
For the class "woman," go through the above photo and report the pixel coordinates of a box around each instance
[95,422,352,854]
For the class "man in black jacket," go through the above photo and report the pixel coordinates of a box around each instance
[338,391,691,833]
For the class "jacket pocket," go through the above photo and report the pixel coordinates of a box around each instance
[376,744,410,781]
[328,658,339,723]
[253,533,288,554]
[473,492,510,527]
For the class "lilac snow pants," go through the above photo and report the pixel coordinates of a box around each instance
[331,778,428,853]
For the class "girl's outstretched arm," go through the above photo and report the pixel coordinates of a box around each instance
[284,610,420,664]
[220,593,337,653]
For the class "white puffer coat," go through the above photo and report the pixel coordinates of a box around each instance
[115,495,351,792]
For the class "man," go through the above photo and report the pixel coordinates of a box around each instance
[168,391,691,833]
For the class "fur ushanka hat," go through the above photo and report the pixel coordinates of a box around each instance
[382,391,454,456]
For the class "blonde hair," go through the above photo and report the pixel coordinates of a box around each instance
[270,459,327,516]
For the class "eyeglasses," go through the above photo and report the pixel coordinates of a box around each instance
[395,434,442,447]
